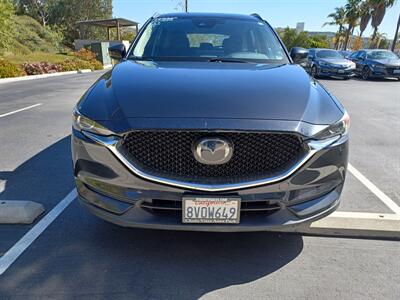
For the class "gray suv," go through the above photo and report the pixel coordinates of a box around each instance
[72,13,349,231]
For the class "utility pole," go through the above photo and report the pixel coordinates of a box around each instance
[184,0,188,12]
[392,12,400,52]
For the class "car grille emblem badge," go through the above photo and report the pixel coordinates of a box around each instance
[193,138,233,165]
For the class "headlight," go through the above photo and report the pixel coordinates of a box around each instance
[72,107,114,136]
[313,111,350,140]
[371,64,385,69]
[349,62,356,69]
[318,61,333,67]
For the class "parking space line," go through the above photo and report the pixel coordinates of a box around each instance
[348,163,400,215]
[0,189,77,276]
[0,103,42,118]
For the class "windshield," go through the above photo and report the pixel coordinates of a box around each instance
[316,50,343,59]
[129,16,289,64]
[366,51,398,60]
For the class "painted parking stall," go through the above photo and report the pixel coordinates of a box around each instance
[0,73,399,299]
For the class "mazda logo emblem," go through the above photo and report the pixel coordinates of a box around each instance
[193,137,233,165]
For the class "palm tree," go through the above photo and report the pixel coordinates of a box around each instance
[324,6,347,49]
[372,31,389,48]
[392,12,400,51]
[370,0,396,47]
[359,1,372,37]
[343,0,362,50]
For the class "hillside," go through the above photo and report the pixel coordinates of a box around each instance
[5,15,62,55]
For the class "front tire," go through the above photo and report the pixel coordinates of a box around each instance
[362,67,371,80]
[311,66,319,78]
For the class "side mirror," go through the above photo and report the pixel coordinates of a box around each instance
[290,47,309,64]
[108,44,126,60]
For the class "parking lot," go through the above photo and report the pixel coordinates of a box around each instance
[0,72,399,299]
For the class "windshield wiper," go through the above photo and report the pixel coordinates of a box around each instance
[128,56,154,61]
[208,58,249,63]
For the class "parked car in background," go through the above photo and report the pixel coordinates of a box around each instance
[339,50,353,58]
[306,48,356,79]
[349,49,400,80]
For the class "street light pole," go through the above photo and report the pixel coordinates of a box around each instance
[392,12,400,51]
[184,0,188,12]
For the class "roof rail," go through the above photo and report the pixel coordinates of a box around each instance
[250,13,263,21]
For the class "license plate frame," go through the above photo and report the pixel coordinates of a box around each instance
[182,196,241,224]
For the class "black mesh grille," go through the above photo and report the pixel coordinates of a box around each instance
[121,131,305,184]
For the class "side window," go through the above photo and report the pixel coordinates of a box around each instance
[359,51,366,60]
[349,51,358,59]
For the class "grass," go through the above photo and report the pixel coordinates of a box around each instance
[3,52,74,65]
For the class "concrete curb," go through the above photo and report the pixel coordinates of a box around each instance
[276,212,400,240]
[0,69,93,84]
[0,201,45,224]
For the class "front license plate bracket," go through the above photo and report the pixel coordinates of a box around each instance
[182,196,241,224]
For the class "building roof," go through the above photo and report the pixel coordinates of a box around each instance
[76,18,139,28]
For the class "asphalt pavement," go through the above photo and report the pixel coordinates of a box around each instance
[0,72,399,299]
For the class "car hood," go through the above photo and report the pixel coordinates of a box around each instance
[320,58,353,66]
[369,58,400,67]
[80,60,343,126]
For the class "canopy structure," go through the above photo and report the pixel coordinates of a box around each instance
[77,18,139,40]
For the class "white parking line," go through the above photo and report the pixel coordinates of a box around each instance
[348,163,400,215]
[0,189,77,276]
[0,103,42,118]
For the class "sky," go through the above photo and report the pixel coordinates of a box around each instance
[113,0,400,38]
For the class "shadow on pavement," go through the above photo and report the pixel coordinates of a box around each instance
[0,203,304,299]
[0,136,304,299]
[0,136,73,253]
[0,136,74,207]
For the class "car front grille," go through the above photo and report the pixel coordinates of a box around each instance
[120,131,306,184]
[387,67,400,75]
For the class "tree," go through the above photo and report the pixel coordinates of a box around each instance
[370,0,396,47]
[279,27,309,50]
[343,0,362,50]
[278,28,329,50]
[372,31,389,48]
[324,6,347,49]
[0,0,15,53]
[13,0,54,27]
[359,1,372,37]
[392,12,400,51]
[48,0,113,47]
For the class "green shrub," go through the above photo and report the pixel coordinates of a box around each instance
[59,58,103,71]
[73,48,97,61]
[0,59,25,78]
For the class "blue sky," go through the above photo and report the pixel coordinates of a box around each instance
[113,0,399,37]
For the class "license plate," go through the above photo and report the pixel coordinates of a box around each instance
[393,69,400,74]
[182,196,240,224]
[338,70,345,74]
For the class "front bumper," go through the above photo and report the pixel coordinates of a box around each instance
[72,129,348,232]
[370,67,400,78]
[318,66,355,77]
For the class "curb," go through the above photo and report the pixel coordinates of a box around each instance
[276,212,400,240]
[0,201,45,224]
[0,69,94,84]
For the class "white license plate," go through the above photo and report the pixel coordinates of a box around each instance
[393,70,400,74]
[182,196,240,224]
[337,70,345,74]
